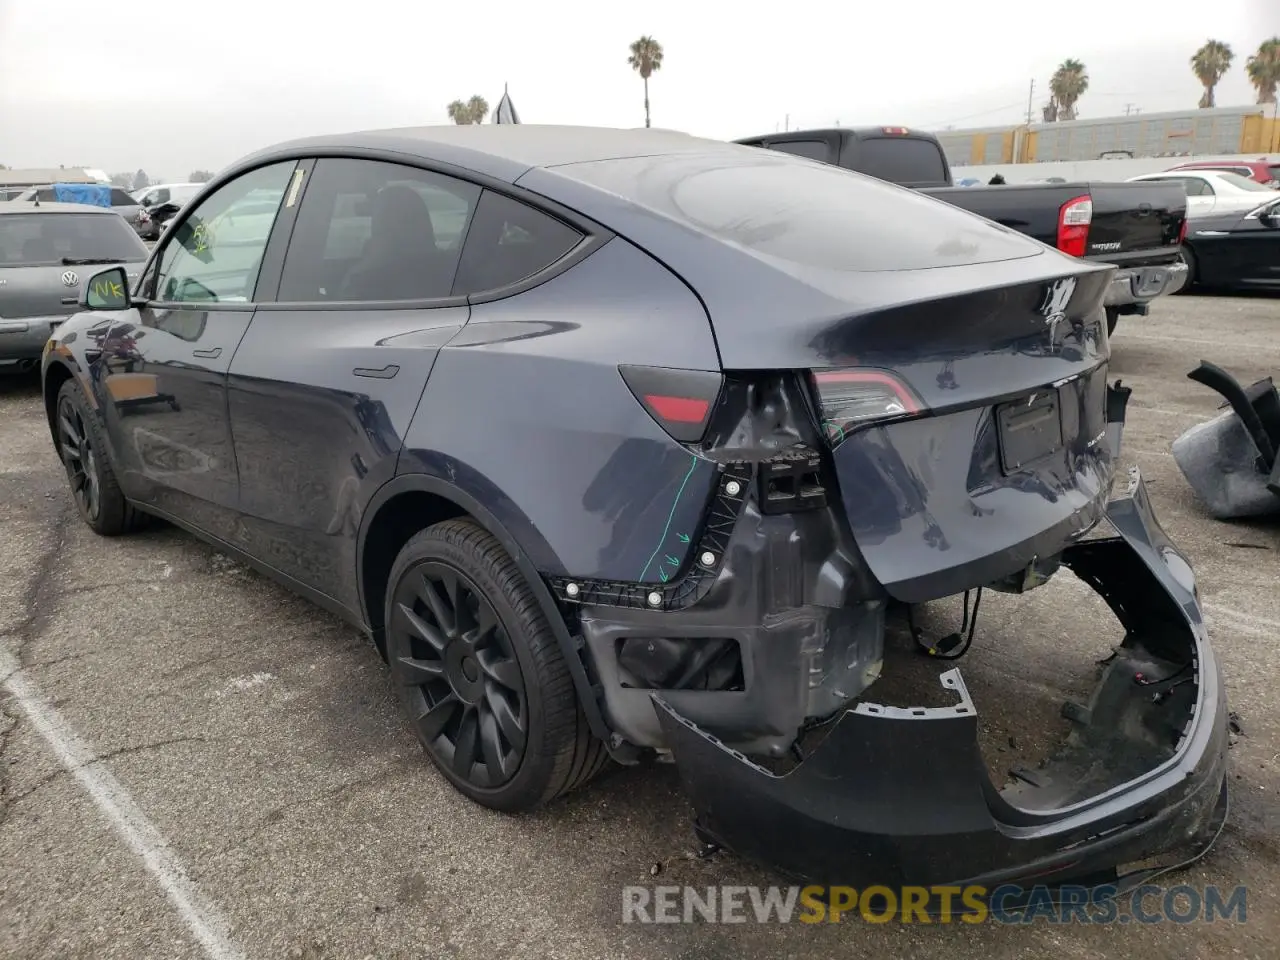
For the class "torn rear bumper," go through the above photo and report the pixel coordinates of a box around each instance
[655,466,1229,891]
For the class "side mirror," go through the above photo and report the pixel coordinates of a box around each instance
[81,266,131,311]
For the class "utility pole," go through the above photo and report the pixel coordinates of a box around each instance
[1025,78,1035,126]
[1124,103,1141,116]
[784,113,790,132]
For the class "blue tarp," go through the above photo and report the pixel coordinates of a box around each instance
[52,183,111,207]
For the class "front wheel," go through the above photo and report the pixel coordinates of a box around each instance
[384,519,609,812]
[55,379,145,535]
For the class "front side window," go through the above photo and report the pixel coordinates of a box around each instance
[276,158,481,302]
[153,161,295,304]
[110,189,136,207]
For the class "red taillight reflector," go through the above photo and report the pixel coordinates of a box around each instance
[644,394,710,424]
[1056,194,1092,258]
[619,364,723,444]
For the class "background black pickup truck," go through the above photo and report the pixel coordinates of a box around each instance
[734,127,1189,333]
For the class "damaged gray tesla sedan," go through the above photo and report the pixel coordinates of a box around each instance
[42,126,1228,898]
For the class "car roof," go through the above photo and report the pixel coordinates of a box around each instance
[0,200,119,215]
[233,124,749,183]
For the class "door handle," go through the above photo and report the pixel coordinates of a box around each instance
[353,364,399,379]
[192,347,222,359]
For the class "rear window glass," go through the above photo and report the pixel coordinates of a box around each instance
[564,154,1041,273]
[1218,172,1273,192]
[0,213,146,266]
[852,137,948,185]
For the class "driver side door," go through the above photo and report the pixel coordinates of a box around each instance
[97,160,300,541]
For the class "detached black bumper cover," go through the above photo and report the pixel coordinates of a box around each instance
[655,467,1229,890]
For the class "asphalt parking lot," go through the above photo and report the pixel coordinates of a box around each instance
[2,293,1278,960]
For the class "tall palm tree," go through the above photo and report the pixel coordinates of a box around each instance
[1246,37,1280,104]
[627,36,664,128]
[1049,59,1089,121]
[1191,40,1235,108]
[446,96,490,124]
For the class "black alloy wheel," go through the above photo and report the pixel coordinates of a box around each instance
[58,393,101,522]
[383,520,610,811]
[390,560,529,790]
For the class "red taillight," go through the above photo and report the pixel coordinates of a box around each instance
[881,126,910,135]
[811,368,925,446]
[1178,218,1188,244]
[1056,195,1092,258]
[619,365,723,443]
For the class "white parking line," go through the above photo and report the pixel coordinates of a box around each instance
[0,649,245,960]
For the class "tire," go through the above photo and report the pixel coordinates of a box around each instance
[384,518,609,811]
[55,379,146,535]
[1105,307,1119,337]
[1177,245,1198,294]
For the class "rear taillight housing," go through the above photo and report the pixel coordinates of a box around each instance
[619,364,723,443]
[1178,217,1188,244]
[1056,195,1092,257]
[811,368,924,446]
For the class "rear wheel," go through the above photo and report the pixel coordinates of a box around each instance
[384,519,609,811]
[55,379,145,535]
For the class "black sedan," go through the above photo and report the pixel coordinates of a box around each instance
[1181,193,1280,291]
[40,125,1228,899]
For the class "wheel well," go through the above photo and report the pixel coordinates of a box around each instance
[43,362,74,447]
[361,490,467,659]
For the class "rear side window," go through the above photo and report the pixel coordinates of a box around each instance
[0,213,146,265]
[110,189,135,206]
[452,190,583,296]
[768,140,829,162]
[276,158,481,302]
[566,153,1041,273]
[851,137,949,185]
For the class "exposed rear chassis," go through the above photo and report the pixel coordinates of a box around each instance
[654,466,1229,895]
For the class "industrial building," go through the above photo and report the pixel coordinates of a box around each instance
[935,104,1279,167]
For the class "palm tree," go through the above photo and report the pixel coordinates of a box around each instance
[1049,59,1089,121]
[1191,40,1235,108]
[1246,37,1280,104]
[627,36,664,128]
[446,96,490,124]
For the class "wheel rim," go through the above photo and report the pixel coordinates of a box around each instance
[57,395,100,521]
[388,561,529,788]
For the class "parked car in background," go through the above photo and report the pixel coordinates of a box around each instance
[1127,169,1279,220]
[13,185,151,238]
[0,201,148,373]
[131,182,204,239]
[735,126,1188,334]
[1179,193,1280,291]
[40,125,1227,896]
[1165,158,1280,187]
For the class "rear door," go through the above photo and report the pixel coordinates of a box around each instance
[97,160,298,540]
[224,156,478,608]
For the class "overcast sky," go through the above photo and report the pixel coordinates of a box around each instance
[0,0,1273,180]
